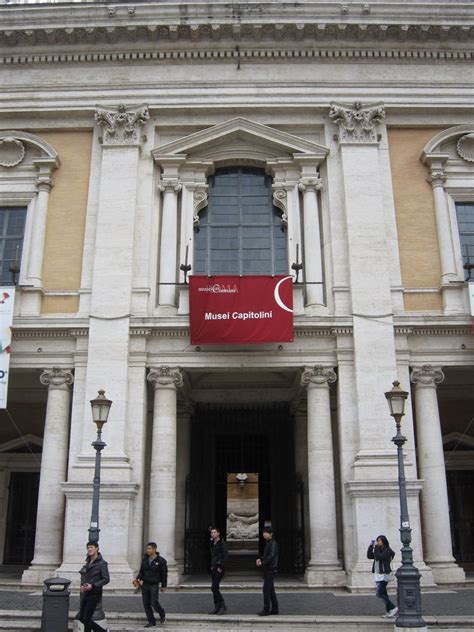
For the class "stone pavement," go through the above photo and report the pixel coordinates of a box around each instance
[1,586,474,617]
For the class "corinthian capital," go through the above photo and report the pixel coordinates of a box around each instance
[40,367,74,389]
[427,170,447,188]
[36,175,53,193]
[95,103,149,146]
[148,366,184,389]
[329,101,385,144]
[410,365,445,387]
[301,365,337,388]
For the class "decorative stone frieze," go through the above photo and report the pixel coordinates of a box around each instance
[301,365,337,387]
[147,365,184,389]
[410,365,444,387]
[95,104,149,146]
[0,137,25,168]
[456,133,474,163]
[40,367,74,389]
[329,101,385,143]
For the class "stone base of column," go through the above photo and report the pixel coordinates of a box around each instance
[22,564,60,585]
[428,560,465,584]
[166,563,180,587]
[346,562,436,592]
[305,563,346,587]
[441,282,465,315]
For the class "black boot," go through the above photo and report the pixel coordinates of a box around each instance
[217,602,227,614]
[208,605,220,614]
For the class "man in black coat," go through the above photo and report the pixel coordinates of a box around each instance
[256,527,279,616]
[209,527,228,614]
[78,541,110,632]
[135,542,168,627]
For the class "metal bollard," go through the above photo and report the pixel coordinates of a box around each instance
[41,576,71,632]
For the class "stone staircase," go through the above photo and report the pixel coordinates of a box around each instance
[1,611,474,632]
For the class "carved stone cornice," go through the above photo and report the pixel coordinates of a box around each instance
[158,179,182,194]
[329,101,385,144]
[301,365,337,388]
[298,177,323,193]
[147,365,184,389]
[40,366,74,389]
[95,104,149,146]
[410,365,445,387]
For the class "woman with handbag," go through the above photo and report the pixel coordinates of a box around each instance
[367,535,398,619]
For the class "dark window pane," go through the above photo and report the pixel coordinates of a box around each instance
[0,207,27,284]
[455,202,474,279]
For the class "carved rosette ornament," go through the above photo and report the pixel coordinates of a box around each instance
[301,365,337,388]
[329,101,385,143]
[193,186,209,226]
[147,365,184,389]
[40,367,74,390]
[410,365,445,387]
[272,186,289,226]
[0,137,25,168]
[95,104,149,146]
[456,133,474,163]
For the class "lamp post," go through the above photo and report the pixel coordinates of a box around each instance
[385,381,426,628]
[88,389,112,544]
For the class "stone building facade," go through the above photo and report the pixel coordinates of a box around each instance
[0,0,472,590]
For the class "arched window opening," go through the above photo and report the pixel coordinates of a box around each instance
[194,167,287,276]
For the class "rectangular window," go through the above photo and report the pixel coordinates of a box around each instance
[455,202,474,279]
[0,207,27,284]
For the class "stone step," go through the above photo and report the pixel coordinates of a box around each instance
[1,611,474,632]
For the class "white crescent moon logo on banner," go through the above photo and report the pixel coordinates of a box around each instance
[274,276,293,313]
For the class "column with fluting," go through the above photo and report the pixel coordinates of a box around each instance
[301,366,345,585]
[410,365,465,583]
[147,366,183,585]
[22,367,73,584]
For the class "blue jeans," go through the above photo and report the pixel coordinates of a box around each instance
[376,580,396,612]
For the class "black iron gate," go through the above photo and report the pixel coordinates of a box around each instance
[184,403,305,574]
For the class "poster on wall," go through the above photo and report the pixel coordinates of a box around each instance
[189,275,293,345]
[0,288,15,409]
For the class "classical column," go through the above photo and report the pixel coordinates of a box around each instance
[301,366,345,585]
[22,367,73,584]
[147,366,183,585]
[298,178,324,306]
[175,403,192,575]
[158,179,182,308]
[427,170,458,284]
[410,366,465,583]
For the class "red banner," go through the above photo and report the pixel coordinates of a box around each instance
[189,275,294,345]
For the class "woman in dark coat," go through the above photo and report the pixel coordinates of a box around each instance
[367,535,398,618]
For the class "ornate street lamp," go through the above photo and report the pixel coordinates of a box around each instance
[385,381,426,628]
[88,389,112,544]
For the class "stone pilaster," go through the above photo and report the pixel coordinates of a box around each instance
[147,366,183,585]
[411,365,465,583]
[158,179,182,308]
[22,367,73,584]
[301,366,345,585]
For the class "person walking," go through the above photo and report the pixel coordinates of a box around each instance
[134,542,168,627]
[367,535,398,619]
[78,542,110,632]
[209,527,228,614]
[256,527,279,616]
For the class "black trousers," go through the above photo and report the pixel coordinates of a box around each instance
[262,570,279,613]
[211,569,225,605]
[78,592,107,632]
[141,583,165,624]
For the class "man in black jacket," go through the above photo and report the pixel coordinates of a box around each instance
[78,541,110,632]
[135,542,168,627]
[209,527,228,614]
[256,527,279,616]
